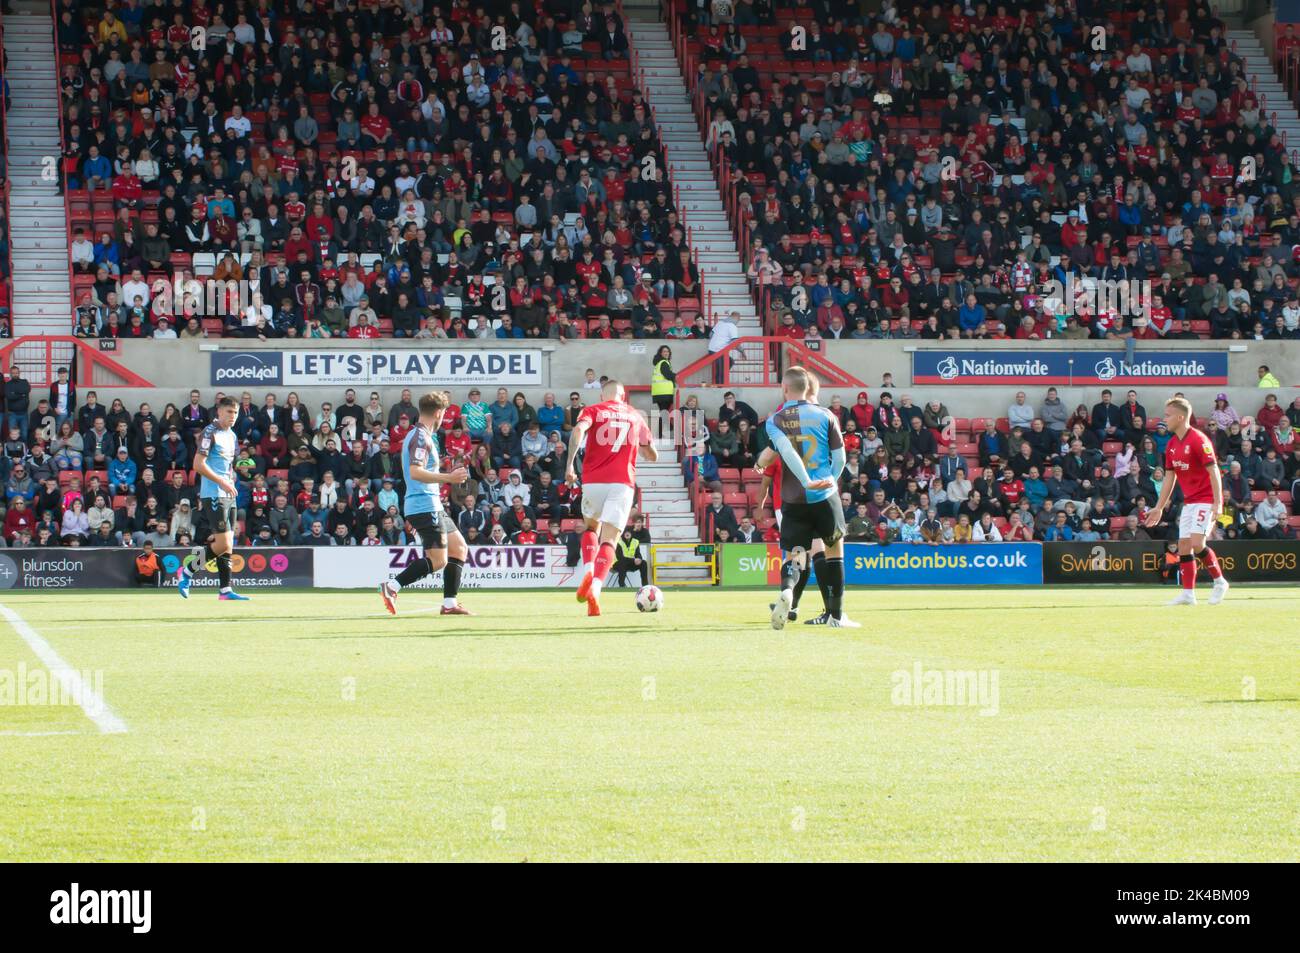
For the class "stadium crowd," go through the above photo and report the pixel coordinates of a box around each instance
[0,359,1293,554]
[58,0,700,342]
[684,1,1300,341]
[692,381,1300,545]
[0,371,630,552]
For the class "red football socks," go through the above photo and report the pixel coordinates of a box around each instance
[1199,546,1224,580]
[592,542,616,583]
[580,530,597,569]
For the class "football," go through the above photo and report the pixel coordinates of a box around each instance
[636,585,664,612]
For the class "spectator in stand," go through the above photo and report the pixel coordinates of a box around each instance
[1090,390,1126,445]
[976,420,1007,469]
[1043,511,1074,541]
[1210,393,1240,431]
[5,367,31,442]
[60,498,90,544]
[972,512,1002,542]
[1004,512,1034,542]
[1040,388,1068,437]
[1115,514,1151,541]
[703,489,740,542]
[460,390,492,443]
[490,423,522,471]
[952,514,973,543]
[1257,392,1285,432]
[1255,490,1289,538]
[708,419,741,470]
[1075,518,1102,542]
[1007,392,1034,431]
[717,391,758,430]
[1117,391,1147,438]
[488,388,518,436]
[708,312,739,384]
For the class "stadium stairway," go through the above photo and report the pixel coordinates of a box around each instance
[626,13,768,384]
[635,445,711,582]
[4,3,73,336]
[1230,29,1300,149]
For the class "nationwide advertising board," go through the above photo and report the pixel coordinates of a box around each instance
[912,350,1229,386]
[314,545,580,589]
[0,547,314,590]
[211,349,545,388]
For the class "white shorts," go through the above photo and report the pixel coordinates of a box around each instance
[775,508,783,529]
[1178,503,1215,539]
[580,482,636,529]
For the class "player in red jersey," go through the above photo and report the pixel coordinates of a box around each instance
[1146,396,1229,605]
[565,379,659,616]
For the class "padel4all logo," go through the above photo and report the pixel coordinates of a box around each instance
[211,351,282,386]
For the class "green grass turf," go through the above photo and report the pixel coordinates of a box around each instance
[0,586,1297,861]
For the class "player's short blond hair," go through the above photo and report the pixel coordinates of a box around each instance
[602,378,625,400]
[783,366,813,398]
[1165,396,1192,419]
[418,391,450,414]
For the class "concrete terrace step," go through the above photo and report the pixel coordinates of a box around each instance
[629,20,759,330]
[6,16,76,336]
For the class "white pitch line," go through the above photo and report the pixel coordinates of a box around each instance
[0,603,128,735]
[29,610,441,632]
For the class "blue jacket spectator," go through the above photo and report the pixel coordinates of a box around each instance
[1044,521,1075,541]
[108,452,138,491]
[488,395,518,433]
[684,449,718,484]
[1023,474,1048,509]
[82,152,113,187]
[537,401,565,435]
[959,300,986,332]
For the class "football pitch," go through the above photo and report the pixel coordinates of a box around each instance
[0,586,1296,862]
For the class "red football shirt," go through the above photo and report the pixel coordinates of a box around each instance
[767,456,783,512]
[578,400,649,487]
[1164,426,1217,505]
